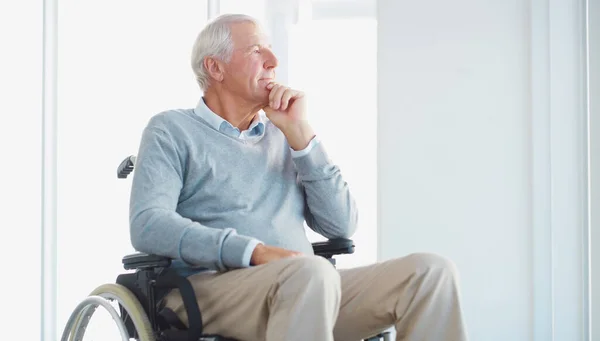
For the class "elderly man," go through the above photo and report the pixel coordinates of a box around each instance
[129,13,468,341]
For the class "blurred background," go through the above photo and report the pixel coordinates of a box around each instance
[0,0,598,340]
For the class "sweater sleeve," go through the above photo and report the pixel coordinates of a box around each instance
[129,125,259,271]
[292,140,359,239]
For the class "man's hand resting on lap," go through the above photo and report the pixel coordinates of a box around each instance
[250,244,302,266]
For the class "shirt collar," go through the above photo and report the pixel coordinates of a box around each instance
[194,97,265,138]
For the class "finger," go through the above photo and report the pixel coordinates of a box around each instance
[280,88,297,111]
[271,85,288,110]
[268,83,280,104]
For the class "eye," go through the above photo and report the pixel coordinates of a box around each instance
[253,48,261,54]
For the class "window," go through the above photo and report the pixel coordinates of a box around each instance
[0,1,43,340]
[54,1,376,335]
[288,17,378,269]
[56,1,207,338]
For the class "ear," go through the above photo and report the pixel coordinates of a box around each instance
[203,56,224,83]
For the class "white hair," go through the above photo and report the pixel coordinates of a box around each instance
[191,14,260,91]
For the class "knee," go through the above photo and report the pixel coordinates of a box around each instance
[401,252,460,280]
[285,256,341,287]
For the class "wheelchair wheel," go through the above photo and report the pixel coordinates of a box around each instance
[64,283,155,341]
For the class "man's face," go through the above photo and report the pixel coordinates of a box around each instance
[221,21,278,105]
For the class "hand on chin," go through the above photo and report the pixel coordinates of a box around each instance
[262,82,307,131]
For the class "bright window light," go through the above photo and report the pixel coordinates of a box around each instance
[218,0,266,22]
[289,18,378,268]
[56,1,207,339]
[55,2,378,338]
[0,2,43,340]
[215,0,379,269]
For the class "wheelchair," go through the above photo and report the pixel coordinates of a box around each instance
[60,156,392,341]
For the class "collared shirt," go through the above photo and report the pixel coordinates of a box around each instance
[193,98,318,158]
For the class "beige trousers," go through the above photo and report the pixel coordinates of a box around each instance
[162,253,468,341]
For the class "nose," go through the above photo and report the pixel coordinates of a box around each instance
[263,47,278,70]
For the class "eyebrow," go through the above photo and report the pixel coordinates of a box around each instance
[246,43,272,50]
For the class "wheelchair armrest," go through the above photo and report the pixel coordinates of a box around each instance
[122,239,354,270]
[122,252,171,270]
[312,238,355,258]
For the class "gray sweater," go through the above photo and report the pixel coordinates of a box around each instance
[129,107,358,274]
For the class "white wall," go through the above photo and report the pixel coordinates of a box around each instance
[377,0,589,340]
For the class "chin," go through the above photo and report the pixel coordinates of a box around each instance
[255,88,270,102]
